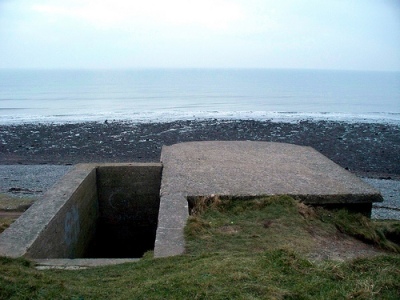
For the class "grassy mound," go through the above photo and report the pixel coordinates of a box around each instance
[185,195,400,255]
[1,196,399,299]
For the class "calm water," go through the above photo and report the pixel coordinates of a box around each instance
[0,69,399,124]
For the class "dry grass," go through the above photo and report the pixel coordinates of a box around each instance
[0,193,35,234]
[0,193,35,211]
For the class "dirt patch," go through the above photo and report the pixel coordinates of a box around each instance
[217,225,240,235]
[298,202,317,219]
[296,203,391,261]
[307,226,386,261]
[0,194,35,211]
[0,195,33,234]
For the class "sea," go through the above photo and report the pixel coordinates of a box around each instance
[0,69,399,125]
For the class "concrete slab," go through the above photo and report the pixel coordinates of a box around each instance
[34,258,139,269]
[154,141,383,257]
[160,141,382,202]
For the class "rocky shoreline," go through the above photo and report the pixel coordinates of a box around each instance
[1,119,399,178]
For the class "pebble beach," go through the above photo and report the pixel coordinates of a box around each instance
[0,119,399,219]
[1,119,399,177]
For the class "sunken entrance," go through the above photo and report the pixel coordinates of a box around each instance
[0,163,162,260]
[89,165,162,258]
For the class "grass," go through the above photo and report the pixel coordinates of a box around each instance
[317,207,400,253]
[1,196,400,299]
[185,195,318,256]
[0,193,35,233]
[1,251,400,299]
[185,195,400,255]
[0,194,35,211]
[0,193,35,234]
[0,217,15,235]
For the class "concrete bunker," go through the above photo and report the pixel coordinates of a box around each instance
[0,163,162,260]
[0,141,384,265]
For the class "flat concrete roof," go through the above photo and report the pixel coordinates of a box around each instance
[160,141,382,203]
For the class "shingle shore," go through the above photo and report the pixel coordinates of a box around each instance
[0,119,399,178]
[0,119,399,220]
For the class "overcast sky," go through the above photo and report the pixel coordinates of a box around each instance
[1,0,399,71]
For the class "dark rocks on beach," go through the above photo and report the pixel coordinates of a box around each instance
[0,120,399,178]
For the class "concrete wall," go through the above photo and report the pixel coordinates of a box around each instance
[0,164,98,258]
[0,163,162,259]
[97,164,162,226]
[93,164,162,258]
[27,165,98,258]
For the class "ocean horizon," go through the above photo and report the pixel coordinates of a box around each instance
[1,68,399,125]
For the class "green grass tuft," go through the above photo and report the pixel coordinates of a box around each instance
[185,196,317,256]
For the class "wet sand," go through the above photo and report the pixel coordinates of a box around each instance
[0,120,399,179]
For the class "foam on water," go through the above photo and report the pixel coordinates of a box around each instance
[1,110,400,125]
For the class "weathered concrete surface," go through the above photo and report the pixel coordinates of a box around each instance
[0,163,162,260]
[154,141,383,257]
[160,141,382,201]
[97,164,162,227]
[94,163,162,258]
[34,258,139,269]
[154,193,188,258]
[0,164,97,258]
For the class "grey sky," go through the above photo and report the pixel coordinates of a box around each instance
[1,0,399,71]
